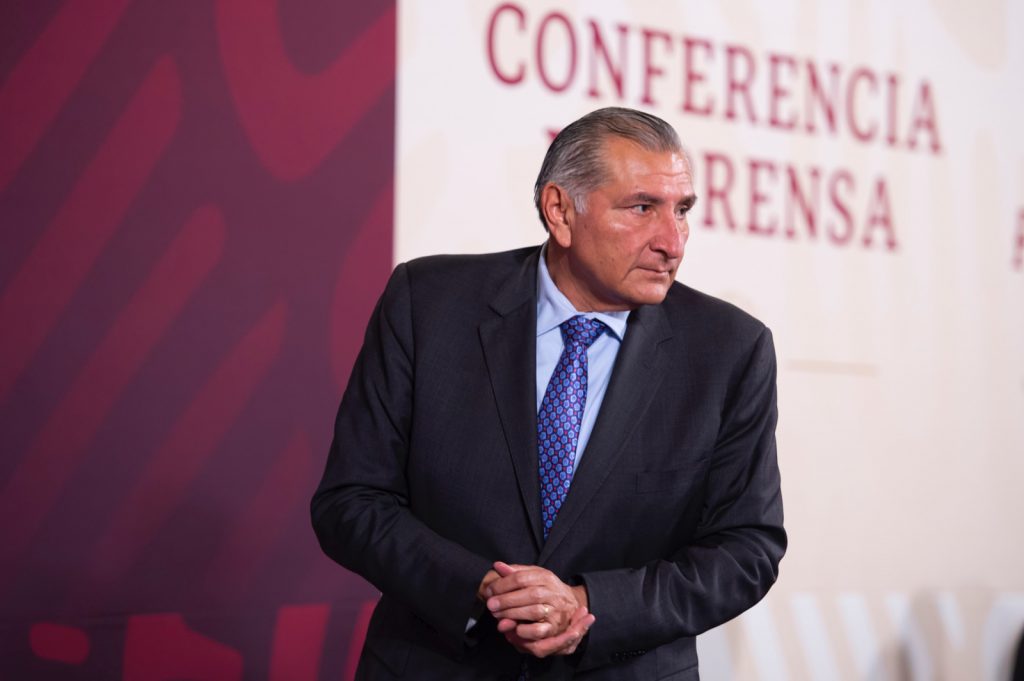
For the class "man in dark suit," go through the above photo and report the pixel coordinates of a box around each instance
[312,107,786,679]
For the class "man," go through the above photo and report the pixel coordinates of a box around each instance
[312,107,785,679]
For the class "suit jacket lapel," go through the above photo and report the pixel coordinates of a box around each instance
[478,248,544,550]
[538,302,675,564]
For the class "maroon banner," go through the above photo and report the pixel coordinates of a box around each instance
[0,1,395,678]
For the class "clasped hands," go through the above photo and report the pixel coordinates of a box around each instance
[478,561,595,658]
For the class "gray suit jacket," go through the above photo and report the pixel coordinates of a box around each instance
[312,246,786,680]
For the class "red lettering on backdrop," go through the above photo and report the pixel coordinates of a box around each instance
[698,154,900,250]
[123,614,243,681]
[748,159,778,235]
[906,80,943,153]
[487,3,526,84]
[885,73,900,147]
[587,20,627,99]
[1013,209,1024,271]
[847,67,879,142]
[481,10,942,164]
[682,37,714,116]
[640,29,672,105]
[784,166,821,240]
[862,177,897,250]
[828,169,856,245]
[703,152,737,230]
[768,53,798,130]
[724,45,757,123]
[536,12,577,92]
[805,61,840,135]
[477,7,931,252]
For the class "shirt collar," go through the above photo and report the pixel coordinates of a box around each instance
[536,244,630,340]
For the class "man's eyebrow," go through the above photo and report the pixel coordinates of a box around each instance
[624,192,665,204]
[623,193,698,210]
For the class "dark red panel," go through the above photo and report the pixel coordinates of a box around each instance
[0,1,395,677]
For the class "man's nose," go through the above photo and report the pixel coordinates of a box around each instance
[651,211,686,259]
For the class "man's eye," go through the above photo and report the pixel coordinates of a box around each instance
[675,207,690,219]
[631,204,651,214]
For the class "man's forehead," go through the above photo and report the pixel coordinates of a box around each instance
[600,134,688,164]
[599,136,693,189]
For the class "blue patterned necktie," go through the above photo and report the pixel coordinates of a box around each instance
[537,315,607,540]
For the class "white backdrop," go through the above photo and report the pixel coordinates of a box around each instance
[395,2,1024,678]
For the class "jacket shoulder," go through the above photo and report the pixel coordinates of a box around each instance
[400,246,538,301]
[664,282,766,336]
[658,282,772,370]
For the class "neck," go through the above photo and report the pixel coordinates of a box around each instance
[544,240,632,313]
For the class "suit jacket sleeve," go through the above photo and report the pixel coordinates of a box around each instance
[310,263,493,653]
[577,325,785,670]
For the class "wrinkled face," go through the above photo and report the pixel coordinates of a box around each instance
[553,136,695,311]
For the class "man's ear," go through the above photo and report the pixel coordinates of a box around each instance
[540,183,574,248]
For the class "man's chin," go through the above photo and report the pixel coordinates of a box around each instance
[627,284,673,307]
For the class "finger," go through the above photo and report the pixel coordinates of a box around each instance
[492,561,526,577]
[489,586,577,614]
[485,563,543,598]
[486,569,553,595]
[574,613,596,635]
[514,607,581,641]
[524,629,583,658]
[512,619,555,640]
[495,617,518,634]
[486,586,559,611]
[490,598,577,631]
[522,622,579,657]
[558,606,588,626]
[489,603,556,624]
[513,620,562,641]
[502,628,531,650]
[567,606,591,623]
[489,602,572,628]
[559,613,596,652]
[491,565,557,586]
[523,631,579,659]
[523,611,595,658]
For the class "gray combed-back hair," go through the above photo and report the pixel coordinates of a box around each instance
[533,107,682,230]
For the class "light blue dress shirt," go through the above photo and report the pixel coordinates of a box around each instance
[536,249,630,473]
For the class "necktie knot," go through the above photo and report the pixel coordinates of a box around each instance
[560,316,607,349]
